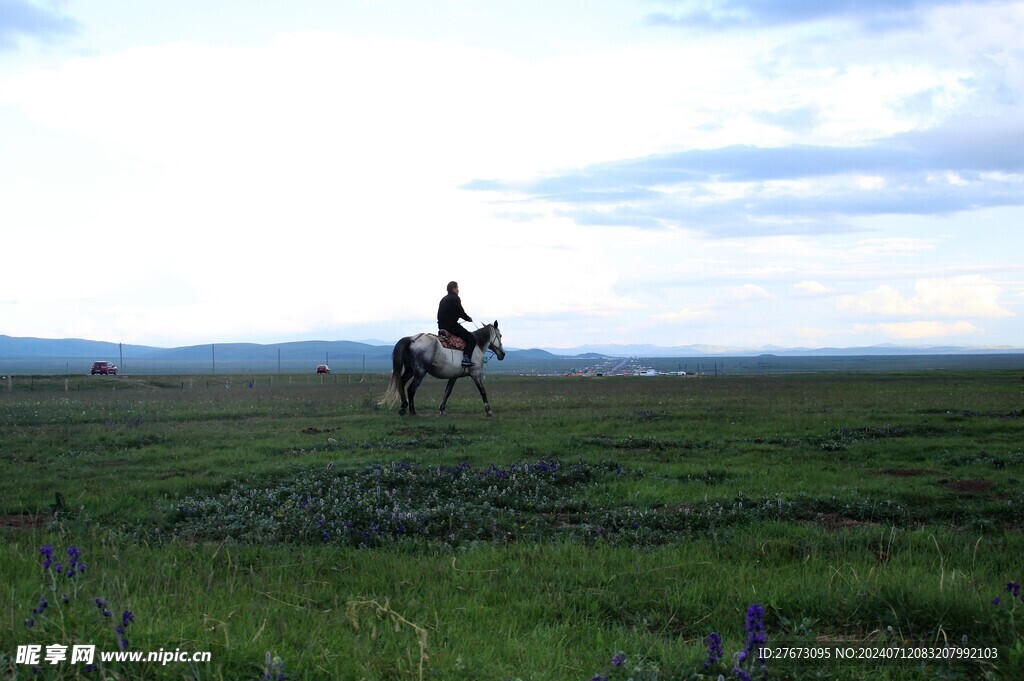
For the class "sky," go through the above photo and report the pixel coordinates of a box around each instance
[1,0,1022,351]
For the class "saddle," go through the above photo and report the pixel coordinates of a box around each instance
[437,330,467,351]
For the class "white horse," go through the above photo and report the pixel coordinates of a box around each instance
[378,321,505,416]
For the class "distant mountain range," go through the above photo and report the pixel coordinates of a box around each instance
[0,334,602,374]
[1,334,1021,365]
[0,335,393,361]
[542,342,1024,357]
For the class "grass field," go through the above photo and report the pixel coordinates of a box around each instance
[2,371,1023,680]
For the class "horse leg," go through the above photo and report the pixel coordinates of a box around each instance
[398,368,415,415]
[407,372,426,416]
[439,377,458,415]
[470,373,493,417]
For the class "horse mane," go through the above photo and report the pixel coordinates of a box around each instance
[470,324,492,350]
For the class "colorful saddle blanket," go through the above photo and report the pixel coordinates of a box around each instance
[437,330,468,351]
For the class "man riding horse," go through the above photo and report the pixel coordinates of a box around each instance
[437,281,477,367]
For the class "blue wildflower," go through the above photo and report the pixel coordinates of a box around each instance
[611,652,625,666]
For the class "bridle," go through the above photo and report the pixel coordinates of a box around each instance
[472,322,502,364]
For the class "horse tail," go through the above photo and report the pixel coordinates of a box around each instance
[378,336,413,408]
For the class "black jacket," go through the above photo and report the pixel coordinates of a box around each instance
[437,293,472,329]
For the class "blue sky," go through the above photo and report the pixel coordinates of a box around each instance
[1,0,1022,350]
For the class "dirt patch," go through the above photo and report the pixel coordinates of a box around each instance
[0,514,52,531]
[883,468,941,477]
[944,479,995,493]
[301,427,335,435]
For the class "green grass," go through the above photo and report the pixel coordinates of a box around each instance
[2,372,1023,679]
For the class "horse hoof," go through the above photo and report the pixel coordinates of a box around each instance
[485,410,494,417]
[399,408,406,416]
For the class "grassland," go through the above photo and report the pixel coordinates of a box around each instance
[2,371,1023,680]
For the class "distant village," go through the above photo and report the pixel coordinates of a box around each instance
[528,356,705,378]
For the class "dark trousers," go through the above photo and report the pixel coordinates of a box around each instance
[441,325,476,358]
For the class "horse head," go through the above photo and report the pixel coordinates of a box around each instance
[488,320,506,360]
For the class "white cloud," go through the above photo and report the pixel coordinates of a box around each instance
[839,276,1012,318]
[856,320,979,340]
[839,284,919,315]
[654,307,715,323]
[794,280,832,295]
[730,284,773,303]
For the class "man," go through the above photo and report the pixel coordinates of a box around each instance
[437,281,476,367]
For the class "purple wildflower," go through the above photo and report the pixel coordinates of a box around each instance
[744,603,767,663]
[705,631,724,667]
[39,545,55,570]
[1007,582,1021,598]
[65,546,83,577]
[611,652,625,666]
[733,603,767,680]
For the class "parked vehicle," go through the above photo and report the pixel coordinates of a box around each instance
[90,361,118,375]
[316,364,331,374]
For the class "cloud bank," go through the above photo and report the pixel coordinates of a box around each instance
[464,119,1024,237]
